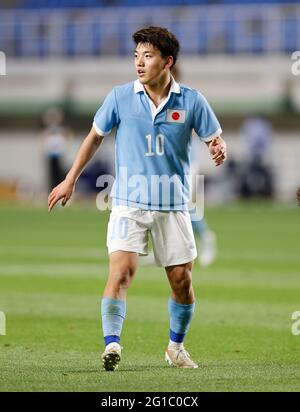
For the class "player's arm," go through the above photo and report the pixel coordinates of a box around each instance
[48,126,104,211]
[205,136,227,166]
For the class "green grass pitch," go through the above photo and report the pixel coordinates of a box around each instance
[0,202,300,392]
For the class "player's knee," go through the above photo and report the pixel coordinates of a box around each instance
[178,277,192,297]
[111,265,136,290]
[171,269,192,296]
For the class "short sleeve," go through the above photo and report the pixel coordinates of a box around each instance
[193,91,222,142]
[93,88,119,136]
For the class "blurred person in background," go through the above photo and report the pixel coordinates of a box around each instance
[240,114,274,199]
[42,107,69,193]
[241,114,273,163]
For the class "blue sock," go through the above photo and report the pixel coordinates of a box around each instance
[101,297,126,346]
[168,298,195,343]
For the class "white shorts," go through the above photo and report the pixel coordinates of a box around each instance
[107,206,197,267]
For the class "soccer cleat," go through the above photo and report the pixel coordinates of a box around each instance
[198,230,217,267]
[165,347,198,369]
[101,343,121,371]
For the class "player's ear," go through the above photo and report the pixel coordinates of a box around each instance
[164,56,173,70]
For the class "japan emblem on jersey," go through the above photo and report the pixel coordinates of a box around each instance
[166,109,186,124]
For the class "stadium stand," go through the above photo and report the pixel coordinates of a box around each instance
[0,1,298,8]
[0,3,300,57]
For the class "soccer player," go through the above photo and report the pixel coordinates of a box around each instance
[139,64,218,268]
[48,26,227,371]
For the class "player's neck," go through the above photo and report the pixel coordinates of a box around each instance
[143,73,172,107]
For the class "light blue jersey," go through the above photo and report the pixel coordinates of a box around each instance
[93,77,222,211]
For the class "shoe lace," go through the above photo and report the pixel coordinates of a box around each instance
[177,348,191,361]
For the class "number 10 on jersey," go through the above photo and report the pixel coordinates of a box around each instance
[145,134,165,157]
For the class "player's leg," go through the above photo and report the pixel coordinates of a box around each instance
[150,211,198,368]
[101,206,149,371]
[103,250,138,300]
[164,262,198,368]
[166,261,194,304]
[101,250,138,371]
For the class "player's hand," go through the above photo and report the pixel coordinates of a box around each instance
[48,179,75,212]
[208,136,227,166]
[297,187,300,206]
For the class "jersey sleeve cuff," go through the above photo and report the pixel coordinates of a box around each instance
[92,121,112,137]
[200,127,222,142]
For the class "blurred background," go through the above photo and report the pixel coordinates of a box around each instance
[0,0,300,204]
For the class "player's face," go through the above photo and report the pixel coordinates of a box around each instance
[134,43,172,86]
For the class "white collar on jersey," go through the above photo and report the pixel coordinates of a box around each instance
[134,75,181,95]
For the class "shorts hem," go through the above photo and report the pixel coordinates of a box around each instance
[156,252,197,268]
[108,246,147,256]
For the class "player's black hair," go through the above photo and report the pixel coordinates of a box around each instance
[132,26,180,68]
